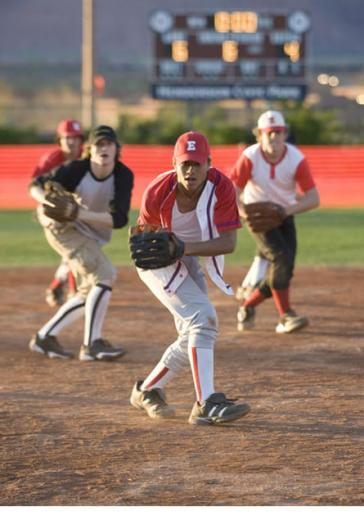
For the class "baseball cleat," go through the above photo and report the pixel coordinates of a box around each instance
[237,305,255,332]
[29,333,74,359]
[130,380,175,419]
[79,338,125,361]
[275,310,309,334]
[189,393,250,425]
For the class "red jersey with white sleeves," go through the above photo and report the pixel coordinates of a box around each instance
[137,167,241,296]
[230,143,316,207]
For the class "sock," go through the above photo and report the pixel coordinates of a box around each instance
[271,288,291,316]
[142,362,175,390]
[38,295,85,337]
[242,256,269,288]
[188,346,214,404]
[84,284,112,347]
[244,288,266,308]
[68,271,77,294]
[48,278,62,291]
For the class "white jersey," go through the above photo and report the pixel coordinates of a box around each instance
[231,143,314,208]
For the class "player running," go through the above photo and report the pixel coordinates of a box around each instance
[129,131,251,425]
[230,110,320,334]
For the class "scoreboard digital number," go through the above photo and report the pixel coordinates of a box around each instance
[149,9,311,101]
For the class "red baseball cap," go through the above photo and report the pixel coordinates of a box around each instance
[174,131,211,165]
[57,119,83,137]
[257,110,287,132]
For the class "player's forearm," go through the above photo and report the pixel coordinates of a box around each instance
[29,184,48,204]
[77,208,113,227]
[184,232,237,256]
[285,187,320,216]
[235,187,245,219]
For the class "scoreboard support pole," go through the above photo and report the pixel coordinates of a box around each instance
[82,0,95,129]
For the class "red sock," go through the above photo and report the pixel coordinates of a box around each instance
[244,288,266,308]
[271,288,291,316]
[68,271,77,293]
[48,278,62,291]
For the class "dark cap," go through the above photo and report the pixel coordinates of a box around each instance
[88,125,120,146]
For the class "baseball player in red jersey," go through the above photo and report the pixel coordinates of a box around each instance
[32,119,84,307]
[230,110,320,334]
[129,131,250,425]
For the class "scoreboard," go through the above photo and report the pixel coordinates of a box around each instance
[149,9,311,101]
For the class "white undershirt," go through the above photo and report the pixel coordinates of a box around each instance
[171,202,202,243]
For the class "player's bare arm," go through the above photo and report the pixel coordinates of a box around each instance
[184,229,237,257]
[77,208,113,227]
[234,186,246,219]
[29,183,49,205]
[285,187,320,216]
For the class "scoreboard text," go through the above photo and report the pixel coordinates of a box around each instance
[149,9,311,101]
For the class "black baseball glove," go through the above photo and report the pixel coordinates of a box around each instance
[129,226,185,270]
[42,180,79,223]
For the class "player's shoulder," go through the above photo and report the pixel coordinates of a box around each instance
[242,143,260,159]
[42,148,63,162]
[208,167,235,193]
[37,148,65,172]
[147,169,176,191]
[57,157,88,174]
[50,158,90,187]
[285,142,305,162]
[141,169,176,205]
[115,160,134,180]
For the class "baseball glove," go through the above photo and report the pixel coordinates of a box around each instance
[243,201,286,233]
[129,226,185,270]
[42,180,79,223]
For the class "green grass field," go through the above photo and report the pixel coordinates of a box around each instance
[0,209,363,267]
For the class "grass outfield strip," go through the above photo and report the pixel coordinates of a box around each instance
[0,209,363,267]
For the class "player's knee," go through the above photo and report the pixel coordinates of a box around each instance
[109,266,117,285]
[190,305,218,341]
[97,262,117,285]
[270,252,294,288]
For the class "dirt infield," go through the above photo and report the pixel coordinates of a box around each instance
[1,266,363,506]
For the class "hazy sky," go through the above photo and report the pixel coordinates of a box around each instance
[0,0,363,64]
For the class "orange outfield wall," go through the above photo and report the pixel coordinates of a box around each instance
[0,144,364,209]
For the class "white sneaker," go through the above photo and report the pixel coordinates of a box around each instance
[276,310,309,334]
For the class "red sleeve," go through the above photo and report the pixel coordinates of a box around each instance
[295,158,316,192]
[137,184,163,226]
[229,153,252,189]
[31,150,65,178]
[214,175,242,232]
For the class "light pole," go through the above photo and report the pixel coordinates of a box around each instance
[82,0,95,129]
